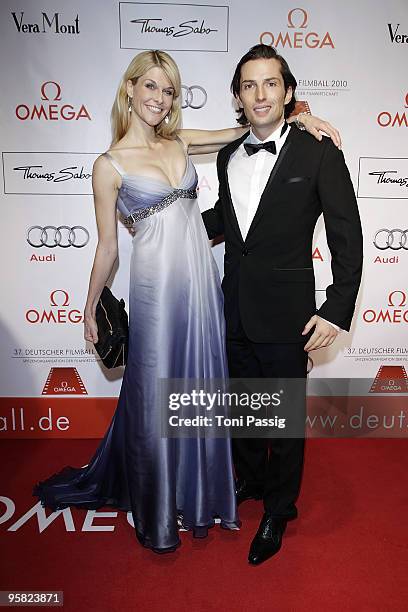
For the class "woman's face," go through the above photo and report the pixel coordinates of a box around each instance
[127,66,175,127]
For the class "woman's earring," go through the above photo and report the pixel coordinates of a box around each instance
[128,95,132,113]
[164,112,171,125]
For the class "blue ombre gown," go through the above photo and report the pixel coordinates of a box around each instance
[34,140,239,552]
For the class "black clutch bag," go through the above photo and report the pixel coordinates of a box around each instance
[94,286,128,368]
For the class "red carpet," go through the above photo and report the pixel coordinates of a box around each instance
[1,439,408,611]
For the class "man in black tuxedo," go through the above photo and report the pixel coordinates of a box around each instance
[202,45,363,565]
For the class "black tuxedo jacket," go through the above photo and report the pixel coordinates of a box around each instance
[202,127,363,343]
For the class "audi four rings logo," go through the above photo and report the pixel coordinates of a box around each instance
[373,229,408,250]
[27,225,89,248]
[181,85,207,109]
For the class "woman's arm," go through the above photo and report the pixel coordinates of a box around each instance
[178,127,247,155]
[84,156,120,343]
[289,113,342,148]
[179,114,341,155]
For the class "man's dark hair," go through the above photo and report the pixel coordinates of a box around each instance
[231,44,297,125]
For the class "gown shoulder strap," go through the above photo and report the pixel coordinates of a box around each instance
[103,151,127,176]
[175,134,188,154]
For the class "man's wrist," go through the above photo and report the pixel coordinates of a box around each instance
[318,315,341,332]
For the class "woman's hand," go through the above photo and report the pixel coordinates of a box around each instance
[84,309,98,343]
[290,113,342,149]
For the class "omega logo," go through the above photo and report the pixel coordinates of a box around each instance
[16,82,91,121]
[260,8,335,49]
[25,290,83,324]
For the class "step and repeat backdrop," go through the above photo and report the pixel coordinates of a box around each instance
[0,0,407,438]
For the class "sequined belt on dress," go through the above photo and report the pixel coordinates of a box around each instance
[124,188,197,225]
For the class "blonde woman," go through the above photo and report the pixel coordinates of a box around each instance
[34,50,340,553]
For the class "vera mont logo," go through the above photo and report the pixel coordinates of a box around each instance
[11,11,80,34]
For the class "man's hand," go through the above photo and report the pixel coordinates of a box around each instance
[302,315,339,352]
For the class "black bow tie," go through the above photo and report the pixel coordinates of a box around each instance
[243,122,288,157]
[244,140,276,156]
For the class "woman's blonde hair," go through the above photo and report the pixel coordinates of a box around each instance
[111,50,182,145]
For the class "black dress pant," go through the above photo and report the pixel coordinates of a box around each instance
[227,322,308,520]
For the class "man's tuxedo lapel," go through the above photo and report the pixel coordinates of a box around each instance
[245,128,298,241]
[222,132,249,244]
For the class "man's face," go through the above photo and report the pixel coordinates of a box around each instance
[237,58,292,137]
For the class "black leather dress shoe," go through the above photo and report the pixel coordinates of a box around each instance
[248,514,287,565]
[235,480,263,506]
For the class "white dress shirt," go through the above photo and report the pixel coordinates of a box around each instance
[227,121,340,333]
[228,122,290,240]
